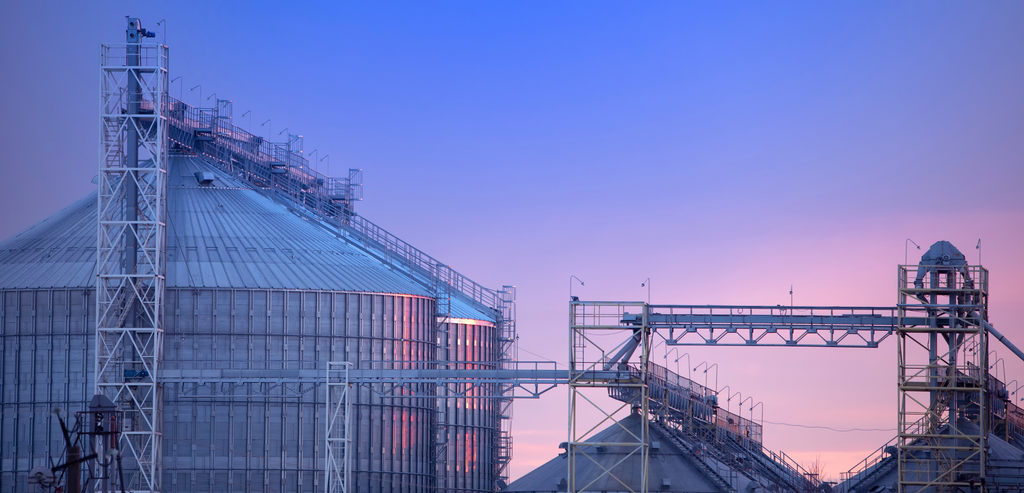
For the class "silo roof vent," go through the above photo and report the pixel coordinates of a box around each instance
[194,171,215,185]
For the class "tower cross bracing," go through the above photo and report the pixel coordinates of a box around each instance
[95,18,169,492]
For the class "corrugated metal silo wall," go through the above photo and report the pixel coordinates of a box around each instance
[440,320,501,493]
[0,288,440,493]
[162,288,437,493]
[0,289,94,492]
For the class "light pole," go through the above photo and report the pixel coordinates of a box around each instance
[261,119,272,139]
[206,93,219,125]
[189,84,202,106]
[727,389,742,416]
[641,277,650,304]
[171,76,182,101]
[242,110,252,130]
[738,395,754,422]
[665,346,679,374]
[736,395,754,442]
[569,275,584,301]
[673,352,691,383]
[991,355,1006,382]
[751,400,764,430]
[905,238,921,265]
[718,385,731,410]
[694,362,718,394]
[307,149,319,171]
[321,154,330,177]
[651,338,664,359]
[1006,380,1019,400]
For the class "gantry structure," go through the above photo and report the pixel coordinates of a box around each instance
[331,241,1023,493]
[608,241,1020,492]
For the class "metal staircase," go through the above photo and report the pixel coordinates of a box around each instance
[433,275,453,491]
[493,285,517,487]
[611,360,816,492]
[653,420,736,492]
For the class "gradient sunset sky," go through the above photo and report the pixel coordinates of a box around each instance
[2,1,1023,481]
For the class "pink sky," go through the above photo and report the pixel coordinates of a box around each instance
[2,2,1023,484]
[503,214,1024,481]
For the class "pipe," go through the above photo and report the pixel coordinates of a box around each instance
[983,321,1024,364]
[602,328,642,371]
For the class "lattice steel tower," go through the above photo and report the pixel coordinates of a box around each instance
[95,17,168,492]
[568,301,650,493]
[897,241,989,492]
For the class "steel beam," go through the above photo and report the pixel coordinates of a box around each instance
[642,305,916,347]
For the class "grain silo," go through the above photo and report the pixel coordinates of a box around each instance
[0,17,513,493]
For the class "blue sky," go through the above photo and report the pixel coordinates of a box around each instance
[2,1,1023,480]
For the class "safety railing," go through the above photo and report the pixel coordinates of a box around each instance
[610,361,763,447]
[100,42,169,68]
[1007,400,1024,441]
[343,214,500,311]
[762,447,819,489]
[163,97,361,225]
[837,435,897,490]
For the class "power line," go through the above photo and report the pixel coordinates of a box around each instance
[763,419,894,433]
[518,345,557,364]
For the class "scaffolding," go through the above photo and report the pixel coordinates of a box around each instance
[325,362,352,493]
[95,18,168,492]
[897,263,989,491]
[568,301,650,493]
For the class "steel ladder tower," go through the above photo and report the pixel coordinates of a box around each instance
[95,17,168,492]
[897,246,989,492]
[324,362,353,493]
[493,285,518,488]
[568,301,650,493]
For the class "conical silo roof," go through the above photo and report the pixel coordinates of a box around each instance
[507,413,733,493]
[0,155,430,296]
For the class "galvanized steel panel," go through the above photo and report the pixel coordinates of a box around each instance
[0,155,502,492]
[0,157,430,296]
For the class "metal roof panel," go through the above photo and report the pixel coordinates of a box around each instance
[0,156,433,297]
